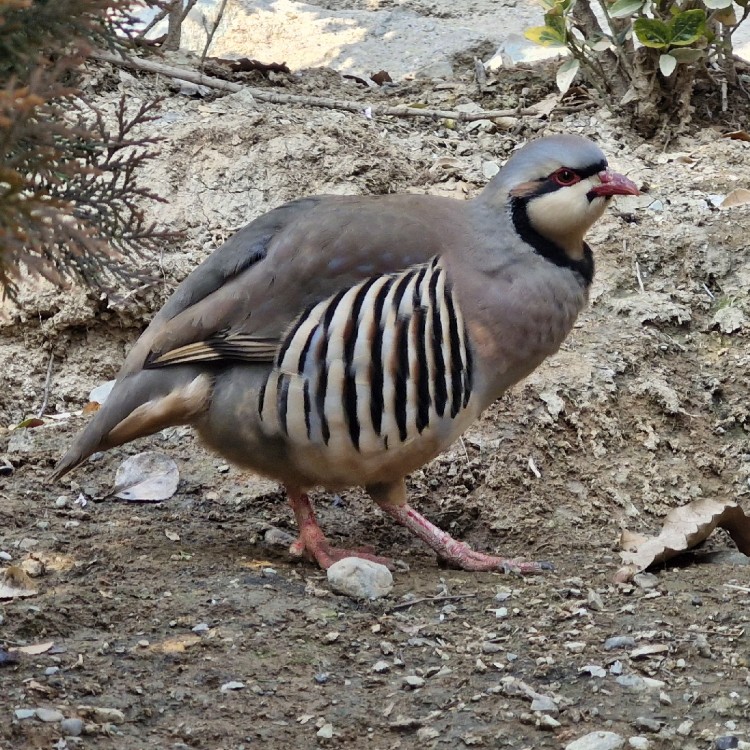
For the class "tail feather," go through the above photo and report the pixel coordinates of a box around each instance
[52,368,212,480]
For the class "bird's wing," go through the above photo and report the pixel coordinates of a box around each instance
[122,194,469,376]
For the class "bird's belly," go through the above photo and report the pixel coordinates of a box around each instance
[271,401,481,490]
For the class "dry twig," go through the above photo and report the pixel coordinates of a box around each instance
[92,50,543,122]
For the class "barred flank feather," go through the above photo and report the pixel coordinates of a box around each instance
[262,257,474,453]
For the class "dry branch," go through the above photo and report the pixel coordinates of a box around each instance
[92,50,543,121]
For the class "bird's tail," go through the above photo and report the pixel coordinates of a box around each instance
[51,368,213,481]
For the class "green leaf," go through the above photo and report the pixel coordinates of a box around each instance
[556,58,580,93]
[609,0,644,18]
[703,0,732,8]
[670,9,707,45]
[633,18,671,48]
[669,47,705,62]
[659,53,677,76]
[524,23,567,47]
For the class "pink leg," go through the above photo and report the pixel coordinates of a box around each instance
[286,490,394,570]
[381,503,553,574]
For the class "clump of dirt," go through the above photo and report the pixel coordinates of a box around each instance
[1,49,749,750]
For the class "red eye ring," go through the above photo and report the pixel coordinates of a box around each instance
[551,168,580,186]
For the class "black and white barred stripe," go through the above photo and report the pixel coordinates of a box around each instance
[259,257,474,453]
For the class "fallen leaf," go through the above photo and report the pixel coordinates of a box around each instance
[723,130,750,141]
[88,379,116,406]
[0,566,38,599]
[12,418,44,430]
[82,401,101,414]
[370,70,392,85]
[720,188,750,209]
[617,499,750,581]
[10,640,54,656]
[112,452,179,502]
[148,634,200,653]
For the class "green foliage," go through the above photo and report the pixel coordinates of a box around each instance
[0,0,167,299]
[523,0,749,131]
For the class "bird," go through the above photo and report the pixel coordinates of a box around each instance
[52,134,638,574]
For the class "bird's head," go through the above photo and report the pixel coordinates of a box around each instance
[481,134,639,265]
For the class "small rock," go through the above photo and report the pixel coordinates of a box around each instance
[316,722,333,739]
[565,731,625,750]
[617,675,663,692]
[604,636,636,651]
[628,738,650,750]
[482,161,500,178]
[587,589,604,611]
[14,709,35,720]
[54,496,69,508]
[191,623,210,633]
[634,717,661,733]
[44,667,60,676]
[61,717,84,736]
[372,660,390,673]
[20,559,43,578]
[417,727,440,741]
[403,675,425,689]
[322,631,339,643]
[481,641,503,653]
[326,558,393,600]
[580,665,607,678]
[35,708,64,723]
[530,695,557,713]
[714,737,739,750]
[565,641,586,654]
[633,573,658,590]
[0,551,11,561]
[219,681,245,692]
[379,641,394,655]
[677,719,694,736]
[659,691,672,706]
[539,714,561,729]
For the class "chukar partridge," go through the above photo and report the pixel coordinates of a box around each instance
[53,134,638,573]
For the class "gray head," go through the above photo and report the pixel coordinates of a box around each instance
[479,134,638,267]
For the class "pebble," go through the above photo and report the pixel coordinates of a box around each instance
[530,695,557,713]
[316,722,333,739]
[403,675,425,689]
[628,738,650,750]
[615,675,664,692]
[565,731,625,750]
[326,558,393,600]
[44,667,60,676]
[61,717,84,736]
[322,631,339,643]
[54,496,69,508]
[633,573,658,590]
[539,714,561,729]
[35,708,64,723]
[219,681,245,692]
[604,636,636,650]
[565,641,586,654]
[14,709,35,720]
[677,719,694,736]
[417,727,440,741]
[714,737,739,750]
[0,551,11,561]
[634,717,661,733]
[372,660,390,673]
[191,623,210,633]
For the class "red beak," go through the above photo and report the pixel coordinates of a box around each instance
[590,169,640,198]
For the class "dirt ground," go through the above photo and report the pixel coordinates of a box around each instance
[2,3,750,748]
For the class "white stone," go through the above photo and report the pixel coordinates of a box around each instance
[326,558,393,600]
[565,731,626,750]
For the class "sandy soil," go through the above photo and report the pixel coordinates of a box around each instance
[1,11,750,750]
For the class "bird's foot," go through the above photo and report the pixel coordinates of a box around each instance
[286,489,394,570]
[288,531,393,570]
[381,503,553,575]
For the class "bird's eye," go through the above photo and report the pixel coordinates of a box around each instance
[551,168,580,186]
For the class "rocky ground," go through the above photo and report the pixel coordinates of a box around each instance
[1,1,750,748]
